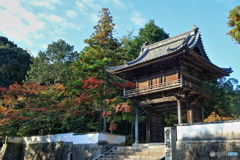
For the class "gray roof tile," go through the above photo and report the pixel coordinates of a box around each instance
[107,27,229,73]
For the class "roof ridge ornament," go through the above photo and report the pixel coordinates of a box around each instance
[192,24,198,29]
[139,41,148,57]
[191,24,199,33]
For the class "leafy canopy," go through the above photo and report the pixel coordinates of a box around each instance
[0,36,31,87]
[227,5,240,44]
[68,8,135,132]
[120,20,169,60]
[25,39,77,85]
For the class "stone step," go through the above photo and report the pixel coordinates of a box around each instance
[98,158,161,160]
[116,146,165,150]
[108,151,164,156]
[96,144,165,160]
[102,155,161,158]
[132,143,164,147]
[113,148,164,152]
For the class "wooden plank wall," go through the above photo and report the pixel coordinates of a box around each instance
[193,105,202,122]
[137,73,178,88]
[165,73,178,82]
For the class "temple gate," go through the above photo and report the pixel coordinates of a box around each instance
[107,26,232,143]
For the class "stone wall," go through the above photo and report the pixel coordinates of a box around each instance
[0,143,23,160]
[174,120,240,160]
[176,140,240,160]
[23,142,113,160]
[0,142,114,160]
[0,132,125,159]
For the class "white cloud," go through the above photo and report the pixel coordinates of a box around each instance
[81,0,101,10]
[39,13,81,36]
[66,10,78,19]
[89,13,99,24]
[75,0,101,14]
[216,0,234,6]
[75,0,102,24]
[49,15,63,23]
[41,44,48,49]
[0,0,45,42]
[33,34,45,39]
[101,0,129,9]
[130,11,147,26]
[28,0,62,10]
[112,0,127,9]
[75,1,87,14]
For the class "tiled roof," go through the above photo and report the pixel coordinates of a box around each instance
[175,119,240,126]
[107,26,210,72]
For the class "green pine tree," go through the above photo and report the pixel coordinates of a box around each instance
[0,36,31,87]
[25,39,77,85]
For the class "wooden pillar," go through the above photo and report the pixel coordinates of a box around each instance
[201,107,205,121]
[180,73,183,84]
[146,110,150,143]
[187,103,193,123]
[135,106,139,143]
[177,99,182,124]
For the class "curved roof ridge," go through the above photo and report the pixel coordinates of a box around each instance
[143,27,198,50]
[127,48,149,65]
[106,26,232,75]
[188,30,200,49]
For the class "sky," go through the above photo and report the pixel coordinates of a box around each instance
[0,0,239,82]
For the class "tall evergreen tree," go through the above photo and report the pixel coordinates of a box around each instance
[203,78,240,119]
[0,36,31,87]
[71,8,124,81]
[26,39,77,85]
[121,20,169,60]
[68,8,133,132]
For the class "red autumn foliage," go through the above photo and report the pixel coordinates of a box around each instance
[34,107,47,111]
[115,103,132,112]
[82,77,105,89]
[101,111,112,118]
[0,121,6,125]
[113,82,135,90]
[105,98,115,103]
[109,124,117,131]
[71,110,85,116]
[17,117,31,120]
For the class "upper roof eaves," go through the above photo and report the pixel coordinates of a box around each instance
[107,26,208,72]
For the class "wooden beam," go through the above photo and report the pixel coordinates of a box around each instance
[134,106,139,144]
[139,96,177,106]
[201,107,205,121]
[177,99,182,124]
[146,102,177,111]
[187,103,193,123]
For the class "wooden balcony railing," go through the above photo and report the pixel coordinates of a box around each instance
[124,79,181,97]
[123,79,213,97]
[183,80,213,96]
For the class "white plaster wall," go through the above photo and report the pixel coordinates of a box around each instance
[23,132,74,144]
[7,137,23,144]
[177,121,240,141]
[72,133,99,144]
[98,133,126,144]
[7,133,125,145]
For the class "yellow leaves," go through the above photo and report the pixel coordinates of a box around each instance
[204,112,233,122]
[53,83,66,91]
[17,95,25,101]
[227,5,240,43]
